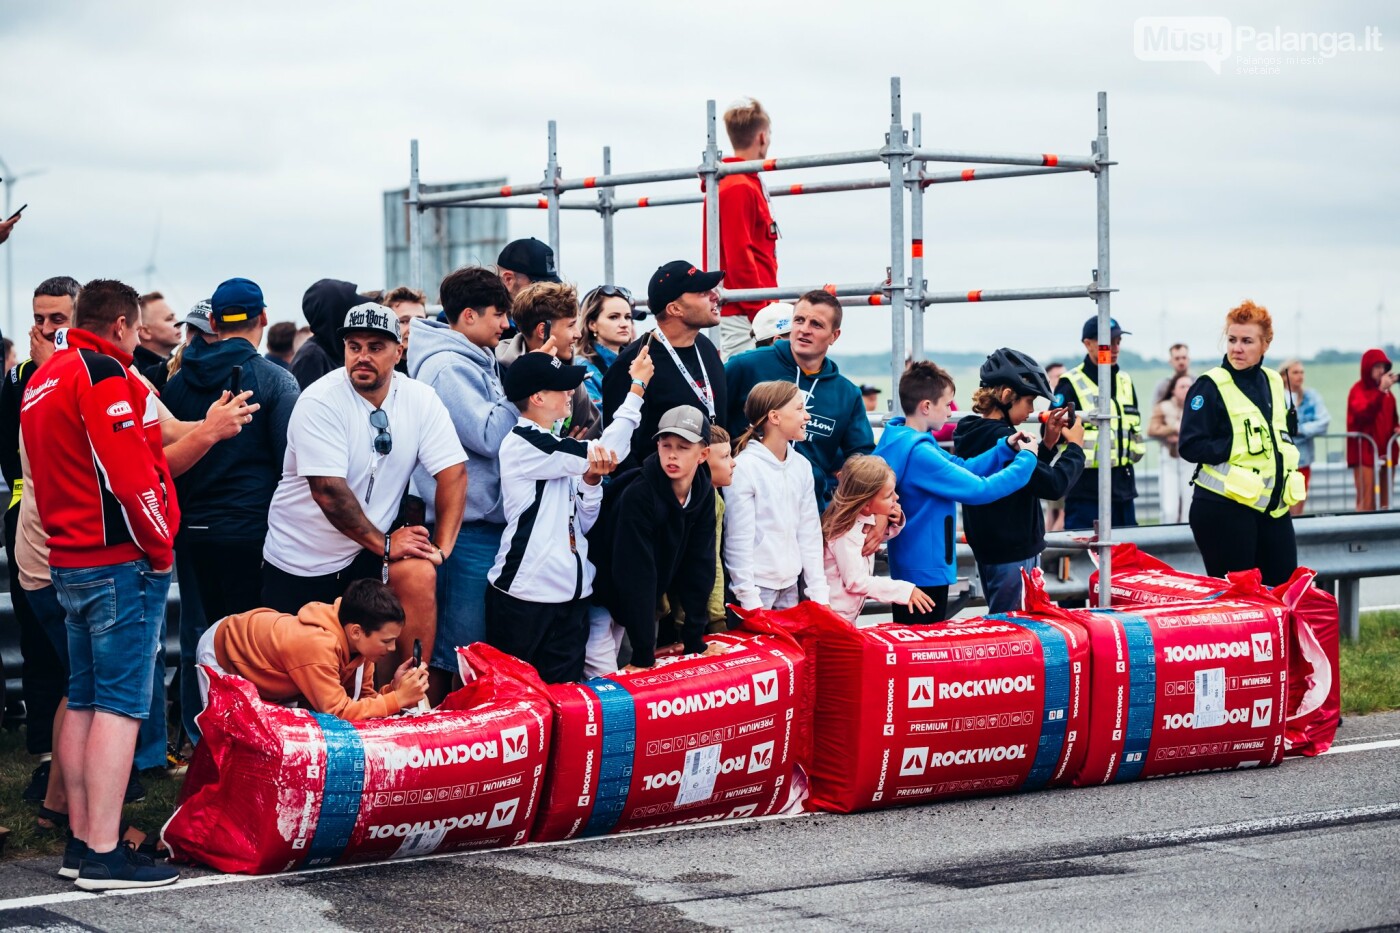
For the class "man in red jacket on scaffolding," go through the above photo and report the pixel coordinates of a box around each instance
[705,97,779,361]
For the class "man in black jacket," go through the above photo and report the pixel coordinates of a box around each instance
[586,405,722,674]
[162,277,299,741]
[601,261,727,474]
[953,348,1087,613]
[290,278,362,390]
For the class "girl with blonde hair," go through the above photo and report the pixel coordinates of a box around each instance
[723,381,829,611]
[821,456,934,622]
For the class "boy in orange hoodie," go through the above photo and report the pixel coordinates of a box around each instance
[196,580,428,720]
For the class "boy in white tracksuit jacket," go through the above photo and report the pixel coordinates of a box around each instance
[724,441,830,612]
[485,348,652,682]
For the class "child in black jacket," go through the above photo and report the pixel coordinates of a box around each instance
[952,349,1086,613]
[586,405,724,674]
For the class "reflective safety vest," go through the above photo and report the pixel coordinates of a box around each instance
[1194,366,1304,517]
[1063,364,1145,469]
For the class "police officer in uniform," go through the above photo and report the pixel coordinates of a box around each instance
[1053,317,1145,530]
[1179,300,1303,586]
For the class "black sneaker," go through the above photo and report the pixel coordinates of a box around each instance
[124,767,146,805]
[75,841,179,890]
[59,835,87,880]
[22,760,51,803]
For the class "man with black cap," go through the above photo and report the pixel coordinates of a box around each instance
[601,260,726,473]
[496,237,561,300]
[291,279,363,390]
[486,345,653,683]
[163,277,302,737]
[263,302,467,676]
[1054,316,1145,530]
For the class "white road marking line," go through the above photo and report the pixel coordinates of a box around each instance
[4,737,1399,915]
[1126,802,1400,846]
[1320,738,1400,755]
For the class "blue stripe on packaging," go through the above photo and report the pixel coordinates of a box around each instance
[304,713,366,866]
[1009,619,1071,791]
[1112,613,1156,783]
[581,678,638,837]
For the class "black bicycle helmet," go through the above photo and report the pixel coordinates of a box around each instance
[979,347,1055,400]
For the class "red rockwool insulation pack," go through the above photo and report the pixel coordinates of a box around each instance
[1024,573,1292,784]
[163,644,551,874]
[531,621,805,842]
[1088,544,1339,756]
[755,602,1090,814]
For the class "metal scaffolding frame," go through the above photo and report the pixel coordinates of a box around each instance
[404,77,1122,607]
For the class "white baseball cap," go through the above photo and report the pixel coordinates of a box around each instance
[751,302,794,343]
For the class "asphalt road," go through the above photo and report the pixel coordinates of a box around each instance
[1,712,1397,932]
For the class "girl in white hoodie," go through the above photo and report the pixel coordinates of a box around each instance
[820,455,936,623]
[724,381,831,611]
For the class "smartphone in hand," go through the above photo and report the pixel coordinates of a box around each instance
[412,638,422,668]
[230,365,242,397]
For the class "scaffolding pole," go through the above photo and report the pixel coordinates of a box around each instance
[600,146,615,285]
[545,120,561,266]
[703,101,721,277]
[908,113,925,363]
[1094,90,1115,609]
[408,139,422,292]
[884,78,910,394]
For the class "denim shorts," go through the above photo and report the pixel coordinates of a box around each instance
[51,559,172,720]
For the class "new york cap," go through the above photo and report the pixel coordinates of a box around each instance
[337,302,402,341]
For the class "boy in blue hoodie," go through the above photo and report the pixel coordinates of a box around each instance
[723,290,873,511]
[406,266,516,699]
[874,361,1039,623]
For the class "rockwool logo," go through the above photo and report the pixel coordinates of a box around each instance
[748,740,775,774]
[752,670,779,705]
[1252,697,1273,728]
[366,813,486,839]
[1162,641,1250,663]
[1250,632,1274,663]
[646,684,750,719]
[937,675,1035,700]
[907,677,935,709]
[488,797,520,829]
[384,741,497,769]
[1160,709,1250,730]
[500,726,529,764]
[899,747,929,777]
[927,745,1027,767]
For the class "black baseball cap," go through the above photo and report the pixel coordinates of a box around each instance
[647,260,724,313]
[497,238,561,283]
[1081,316,1130,341]
[337,302,402,341]
[503,351,586,403]
[860,384,881,396]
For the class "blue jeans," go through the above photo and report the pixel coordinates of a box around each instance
[1063,497,1136,532]
[51,559,171,721]
[977,557,1040,615]
[432,521,505,672]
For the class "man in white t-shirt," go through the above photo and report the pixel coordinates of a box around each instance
[262,303,468,676]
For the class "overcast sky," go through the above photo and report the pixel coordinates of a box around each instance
[4,0,1397,364]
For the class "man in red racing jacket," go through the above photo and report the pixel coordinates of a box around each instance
[20,278,182,891]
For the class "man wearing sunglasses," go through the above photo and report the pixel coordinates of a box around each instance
[262,303,468,682]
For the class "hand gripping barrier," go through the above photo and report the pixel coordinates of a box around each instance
[1088,543,1338,756]
[161,644,552,874]
[748,602,1089,813]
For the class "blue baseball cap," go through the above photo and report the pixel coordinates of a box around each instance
[1081,316,1130,341]
[211,277,266,324]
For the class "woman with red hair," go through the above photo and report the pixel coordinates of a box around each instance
[1179,300,1304,585]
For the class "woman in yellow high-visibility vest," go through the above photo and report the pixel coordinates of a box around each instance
[1179,300,1304,585]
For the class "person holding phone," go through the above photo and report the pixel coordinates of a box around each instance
[0,203,24,244]
[952,349,1085,613]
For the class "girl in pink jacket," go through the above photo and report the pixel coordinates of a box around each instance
[821,456,936,623]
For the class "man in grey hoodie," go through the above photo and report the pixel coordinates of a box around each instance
[407,267,517,695]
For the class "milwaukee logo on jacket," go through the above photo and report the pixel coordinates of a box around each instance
[20,327,179,569]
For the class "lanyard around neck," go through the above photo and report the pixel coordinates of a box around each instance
[652,330,715,418]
